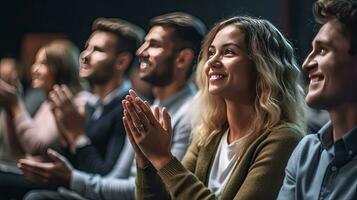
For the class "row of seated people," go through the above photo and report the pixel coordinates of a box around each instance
[0,0,356,199]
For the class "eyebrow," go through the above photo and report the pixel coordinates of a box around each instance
[312,38,333,47]
[145,37,164,43]
[209,43,242,49]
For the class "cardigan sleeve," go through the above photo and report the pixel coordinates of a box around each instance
[136,135,216,200]
[231,128,302,200]
[135,164,171,200]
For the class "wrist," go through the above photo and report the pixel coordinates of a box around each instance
[136,155,150,169]
[64,169,73,188]
[151,154,173,171]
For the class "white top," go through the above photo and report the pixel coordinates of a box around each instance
[208,129,245,197]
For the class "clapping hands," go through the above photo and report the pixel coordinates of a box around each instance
[49,84,86,148]
[18,149,73,186]
[122,90,173,170]
[0,78,21,109]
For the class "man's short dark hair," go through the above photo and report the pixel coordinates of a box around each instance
[313,0,357,54]
[149,12,206,76]
[92,18,145,68]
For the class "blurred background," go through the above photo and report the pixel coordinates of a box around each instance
[0,0,317,70]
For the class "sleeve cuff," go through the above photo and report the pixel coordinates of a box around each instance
[157,157,186,183]
[70,169,90,194]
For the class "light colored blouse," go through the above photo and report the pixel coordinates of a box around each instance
[208,129,245,197]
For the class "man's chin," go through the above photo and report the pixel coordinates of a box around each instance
[305,94,327,110]
[79,71,92,79]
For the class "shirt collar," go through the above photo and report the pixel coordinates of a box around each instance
[153,82,196,113]
[87,79,131,107]
[318,121,334,150]
[318,121,357,166]
[341,124,357,157]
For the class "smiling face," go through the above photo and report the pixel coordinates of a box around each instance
[31,48,55,92]
[204,25,256,102]
[303,19,357,110]
[79,31,119,84]
[136,26,177,86]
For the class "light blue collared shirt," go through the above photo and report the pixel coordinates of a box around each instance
[278,121,357,200]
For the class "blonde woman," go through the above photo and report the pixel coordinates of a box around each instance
[123,16,305,200]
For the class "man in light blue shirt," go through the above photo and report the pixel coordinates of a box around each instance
[278,0,357,199]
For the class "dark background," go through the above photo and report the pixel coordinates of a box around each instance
[0,0,318,67]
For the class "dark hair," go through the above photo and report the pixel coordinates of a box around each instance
[43,39,81,92]
[92,18,145,69]
[149,12,206,76]
[313,0,357,54]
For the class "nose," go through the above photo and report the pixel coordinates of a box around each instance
[136,42,149,57]
[31,63,40,73]
[80,49,90,63]
[207,54,222,68]
[302,51,317,72]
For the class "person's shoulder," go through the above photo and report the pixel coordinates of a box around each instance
[266,123,321,150]
[268,123,304,142]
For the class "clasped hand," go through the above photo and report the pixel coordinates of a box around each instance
[122,90,173,170]
[0,78,21,109]
[49,84,85,147]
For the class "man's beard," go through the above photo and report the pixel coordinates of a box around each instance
[85,64,116,86]
[141,55,176,87]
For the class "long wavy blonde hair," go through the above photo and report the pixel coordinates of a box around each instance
[192,16,306,147]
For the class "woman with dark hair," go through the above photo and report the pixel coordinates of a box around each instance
[123,16,306,200]
[0,39,87,156]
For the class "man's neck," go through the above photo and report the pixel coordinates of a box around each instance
[329,103,357,142]
[92,78,122,101]
[153,79,187,102]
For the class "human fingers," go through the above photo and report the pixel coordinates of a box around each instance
[124,109,141,138]
[131,99,151,128]
[47,149,68,164]
[60,84,74,100]
[53,85,68,103]
[18,159,52,171]
[18,159,53,181]
[128,89,139,99]
[20,168,49,184]
[135,97,158,126]
[123,116,141,151]
[49,88,62,107]
[162,107,173,135]
[125,101,147,133]
[153,105,160,121]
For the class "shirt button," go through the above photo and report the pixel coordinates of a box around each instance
[331,166,337,171]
